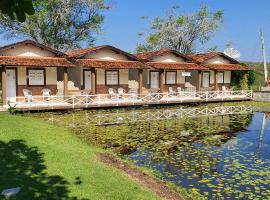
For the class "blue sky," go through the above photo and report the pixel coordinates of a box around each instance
[94,0,270,62]
[1,0,270,61]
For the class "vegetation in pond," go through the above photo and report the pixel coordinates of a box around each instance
[27,104,270,199]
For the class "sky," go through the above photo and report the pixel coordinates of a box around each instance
[1,0,270,61]
[94,0,270,62]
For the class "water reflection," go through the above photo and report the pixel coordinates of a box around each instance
[129,112,270,199]
[31,105,270,199]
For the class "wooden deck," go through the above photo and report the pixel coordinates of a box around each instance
[3,90,253,111]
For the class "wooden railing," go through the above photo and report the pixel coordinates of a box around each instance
[5,90,253,110]
[94,105,253,126]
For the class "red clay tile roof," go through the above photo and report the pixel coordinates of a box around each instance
[0,40,66,57]
[0,56,75,67]
[187,52,239,64]
[135,49,192,61]
[77,59,148,69]
[202,64,252,71]
[147,62,208,70]
[67,45,138,61]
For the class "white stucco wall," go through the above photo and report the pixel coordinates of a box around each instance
[120,69,128,84]
[0,44,55,57]
[150,53,185,63]
[17,67,57,85]
[177,70,186,84]
[224,71,231,83]
[205,56,231,64]
[206,70,231,84]
[96,69,105,85]
[18,67,26,85]
[96,68,128,85]
[210,71,215,84]
[85,49,129,61]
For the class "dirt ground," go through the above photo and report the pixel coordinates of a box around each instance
[97,153,185,200]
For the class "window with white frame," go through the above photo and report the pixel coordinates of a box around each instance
[27,69,45,86]
[106,70,119,85]
[166,71,176,84]
[217,72,224,83]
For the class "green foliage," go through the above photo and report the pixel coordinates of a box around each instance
[137,5,223,53]
[0,0,34,22]
[239,75,249,90]
[231,70,253,90]
[147,33,160,45]
[0,0,110,51]
[7,101,17,115]
[136,44,149,53]
[244,61,270,87]
[248,70,255,86]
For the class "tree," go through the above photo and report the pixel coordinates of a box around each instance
[0,0,34,22]
[0,0,110,51]
[137,5,223,53]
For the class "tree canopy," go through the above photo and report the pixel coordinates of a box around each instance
[0,0,110,51]
[0,0,34,22]
[136,5,224,54]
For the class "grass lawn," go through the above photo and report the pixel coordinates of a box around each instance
[0,113,160,200]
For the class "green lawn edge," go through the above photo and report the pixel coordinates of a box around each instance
[0,113,160,200]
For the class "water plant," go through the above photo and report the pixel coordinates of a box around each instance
[27,104,270,199]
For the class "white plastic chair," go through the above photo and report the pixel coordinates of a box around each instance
[23,89,32,102]
[41,88,51,101]
[118,88,125,98]
[168,87,175,96]
[222,85,227,91]
[108,88,116,99]
[177,87,182,96]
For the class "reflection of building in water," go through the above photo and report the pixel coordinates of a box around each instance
[95,105,253,126]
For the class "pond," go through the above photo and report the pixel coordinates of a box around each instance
[30,104,270,199]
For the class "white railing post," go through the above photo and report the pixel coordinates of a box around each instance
[72,95,75,108]
[98,94,101,106]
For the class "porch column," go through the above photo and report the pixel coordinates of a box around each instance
[63,67,68,96]
[1,66,6,105]
[91,68,96,94]
[214,70,218,91]
[159,69,165,93]
[196,70,202,91]
[138,69,143,95]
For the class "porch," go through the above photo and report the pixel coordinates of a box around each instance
[4,90,253,111]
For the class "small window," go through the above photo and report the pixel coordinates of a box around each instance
[106,70,119,85]
[27,69,45,86]
[217,72,224,84]
[166,71,176,84]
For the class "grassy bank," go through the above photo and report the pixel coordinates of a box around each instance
[0,113,160,200]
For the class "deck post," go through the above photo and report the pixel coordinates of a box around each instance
[196,70,202,91]
[63,67,68,96]
[1,65,7,105]
[159,69,165,93]
[91,68,96,94]
[138,69,143,96]
[214,70,218,91]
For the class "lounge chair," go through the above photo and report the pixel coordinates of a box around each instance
[117,88,125,99]
[168,87,175,96]
[108,88,117,99]
[177,87,182,96]
[41,88,51,101]
[23,89,32,102]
